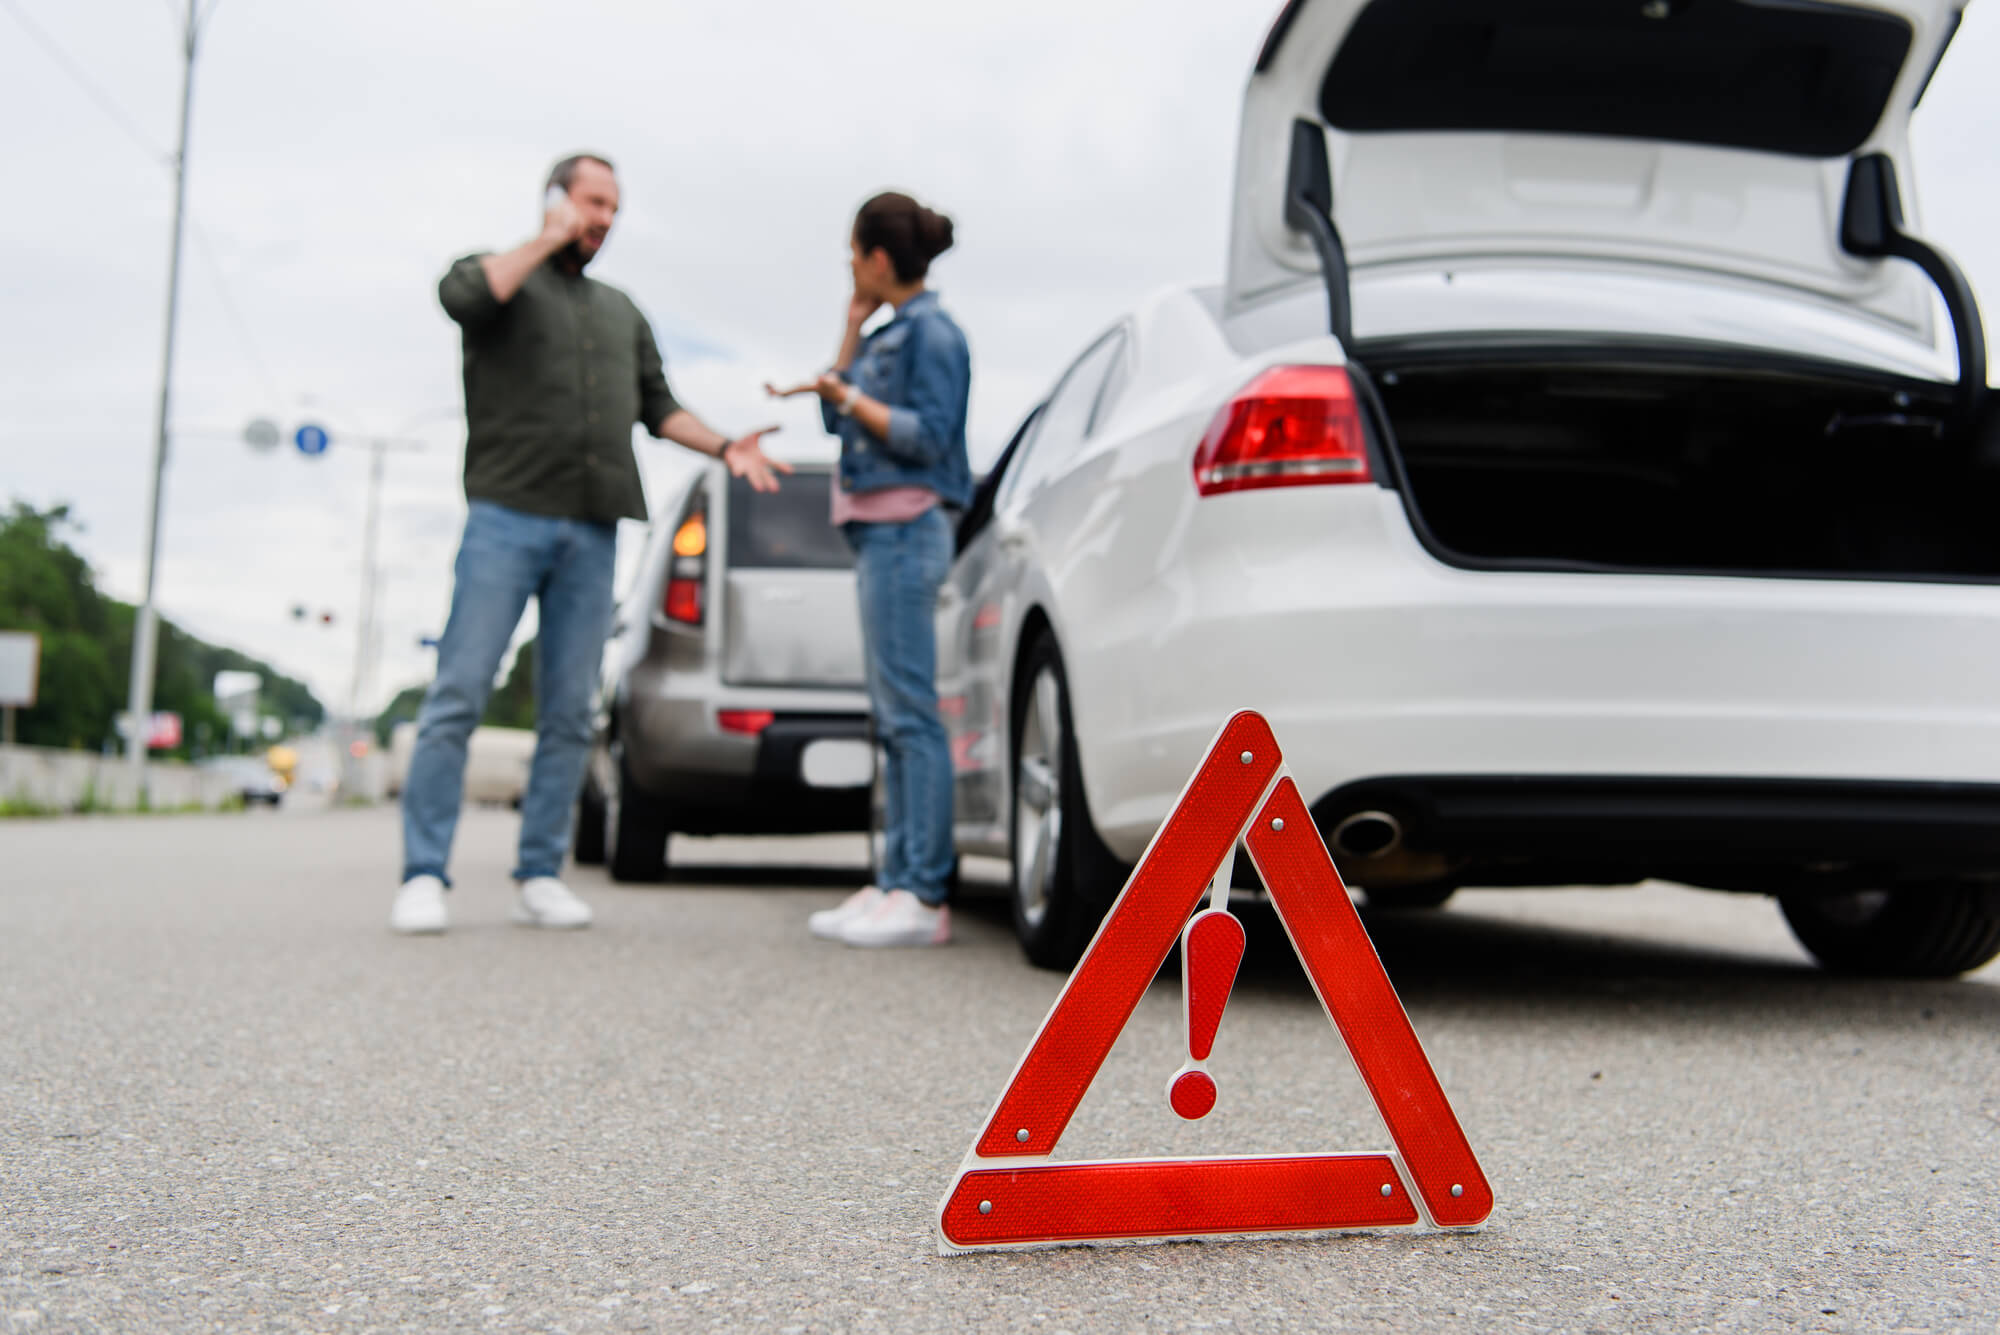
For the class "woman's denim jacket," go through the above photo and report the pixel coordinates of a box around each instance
[822,291,974,509]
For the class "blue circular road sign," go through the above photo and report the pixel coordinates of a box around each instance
[294,424,330,457]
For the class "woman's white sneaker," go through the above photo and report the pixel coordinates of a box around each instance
[839,889,951,948]
[390,875,448,935]
[513,877,594,929]
[808,885,888,940]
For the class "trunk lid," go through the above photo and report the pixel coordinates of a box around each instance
[717,468,867,689]
[1227,0,1965,351]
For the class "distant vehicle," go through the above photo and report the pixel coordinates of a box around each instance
[936,0,2000,977]
[383,721,418,799]
[576,461,873,881]
[199,755,285,807]
[464,726,535,808]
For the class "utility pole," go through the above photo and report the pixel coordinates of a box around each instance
[346,440,387,756]
[125,0,204,794]
[339,433,424,800]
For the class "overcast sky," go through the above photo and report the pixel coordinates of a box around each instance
[4,0,1997,720]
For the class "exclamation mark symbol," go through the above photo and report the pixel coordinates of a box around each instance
[1168,909,1247,1120]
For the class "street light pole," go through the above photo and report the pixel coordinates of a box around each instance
[125,0,202,792]
[348,439,387,736]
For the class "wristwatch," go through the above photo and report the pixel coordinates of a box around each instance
[837,384,862,417]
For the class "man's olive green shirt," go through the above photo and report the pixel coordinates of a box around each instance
[439,254,681,525]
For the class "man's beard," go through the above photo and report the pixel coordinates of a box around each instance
[558,239,597,271]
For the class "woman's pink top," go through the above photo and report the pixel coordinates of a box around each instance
[831,483,938,526]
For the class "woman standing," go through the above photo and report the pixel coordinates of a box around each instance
[769,192,972,948]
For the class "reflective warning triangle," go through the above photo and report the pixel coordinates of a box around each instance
[936,711,1492,1252]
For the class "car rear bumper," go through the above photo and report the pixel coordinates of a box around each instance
[1073,488,2000,864]
[1306,774,2000,892]
[621,674,871,834]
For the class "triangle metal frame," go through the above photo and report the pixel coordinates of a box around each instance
[936,711,1492,1252]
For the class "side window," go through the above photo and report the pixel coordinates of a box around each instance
[1088,337,1131,437]
[1004,329,1126,506]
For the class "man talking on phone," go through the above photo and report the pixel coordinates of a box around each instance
[391,152,789,935]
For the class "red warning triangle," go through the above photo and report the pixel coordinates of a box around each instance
[936,711,1492,1251]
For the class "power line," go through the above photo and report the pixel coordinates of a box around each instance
[189,218,284,405]
[0,0,172,166]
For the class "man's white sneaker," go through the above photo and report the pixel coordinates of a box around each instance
[809,885,888,940]
[839,889,951,948]
[390,875,447,935]
[513,877,594,929]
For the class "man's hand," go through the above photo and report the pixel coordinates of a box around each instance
[722,427,791,493]
[764,373,849,405]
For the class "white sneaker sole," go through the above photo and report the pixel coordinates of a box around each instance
[391,919,446,936]
[842,928,951,949]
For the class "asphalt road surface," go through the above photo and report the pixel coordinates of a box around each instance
[4,806,1996,1334]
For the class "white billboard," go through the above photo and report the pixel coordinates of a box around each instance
[0,632,38,708]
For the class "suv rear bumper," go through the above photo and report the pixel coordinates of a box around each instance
[623,693,871,835]
[1307,775,2000,893]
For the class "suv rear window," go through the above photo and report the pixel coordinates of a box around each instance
[726,472,853,570]
[1321,0,1912,159]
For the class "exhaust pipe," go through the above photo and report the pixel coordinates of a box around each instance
[1331,810,1403,860]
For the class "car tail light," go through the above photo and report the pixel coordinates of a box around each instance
[663,507,707,625]
[1192,365,1370,496]
[717,709,776,736]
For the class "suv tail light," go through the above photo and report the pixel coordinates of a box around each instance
[717,709,776,736]
[663,504,707,625]
[1192,365,1371,496]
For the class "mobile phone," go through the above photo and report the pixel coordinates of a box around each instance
[543,184,567,216]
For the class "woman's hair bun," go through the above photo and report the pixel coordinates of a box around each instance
[916,207,955,261]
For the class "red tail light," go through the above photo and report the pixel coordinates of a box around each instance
[663,506,707,625]
[717,709,775,736]
[1192,365,1370,496]
[664,578,703,624]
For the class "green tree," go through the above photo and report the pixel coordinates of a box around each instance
[0,501,326,754]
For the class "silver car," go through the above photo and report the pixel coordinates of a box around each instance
[576,461,873,881]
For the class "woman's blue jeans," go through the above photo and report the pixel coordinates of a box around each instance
[401,501,616,886]
[846,509,956,905]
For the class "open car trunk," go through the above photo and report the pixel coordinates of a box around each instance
[1368,347,2000,582]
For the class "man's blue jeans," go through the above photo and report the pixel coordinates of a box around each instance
[402,500,616,885]
[846,509,956,906]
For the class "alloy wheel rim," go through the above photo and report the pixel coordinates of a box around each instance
[1014,668,1064,930]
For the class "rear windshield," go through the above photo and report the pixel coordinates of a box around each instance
[726,472,852,570]
[1321,0,1913,158]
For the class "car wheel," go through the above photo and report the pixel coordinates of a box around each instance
[605,742,670,883]
[1363,883,1457,911]
[573,766,607,866]
[1009,630,1124,971]
[1780,883,2000,978]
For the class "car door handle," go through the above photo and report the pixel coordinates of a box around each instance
[998,526,1031,556]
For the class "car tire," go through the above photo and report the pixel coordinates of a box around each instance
[1009,629,1124,971]
[1780,883,2000,978]
[605,743,670,884]
[573,768,607,866]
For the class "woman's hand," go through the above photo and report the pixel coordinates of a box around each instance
[764,373,850,405]
[847,291,884,331]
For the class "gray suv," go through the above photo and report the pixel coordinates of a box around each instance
[575,461,872,881]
